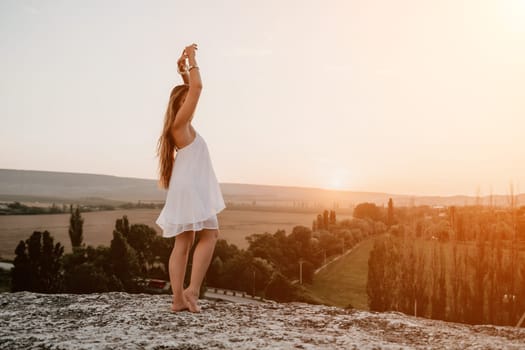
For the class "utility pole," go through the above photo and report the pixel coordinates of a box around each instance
[252,269,255,297]
[517,309,525,328]
[299,258,304,284]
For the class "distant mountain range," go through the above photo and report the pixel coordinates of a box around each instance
[0,168,522,208]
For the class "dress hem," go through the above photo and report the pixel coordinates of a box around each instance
[162,224,220,238]
[155,204,226,227]
[156,207,225,238]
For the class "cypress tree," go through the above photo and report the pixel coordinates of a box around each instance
[317,214,323,231]
[430,243,447,320]
[12,231,64,293]
[109,230,140,292]
[387,198,394,227]
[12,241,31,291]
[68,205,84,249]
[367,238,387,311]
[323,210,329,230]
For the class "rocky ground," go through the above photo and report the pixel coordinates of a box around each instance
[1,291,524,349]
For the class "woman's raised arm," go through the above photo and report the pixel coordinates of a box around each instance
[173,43,202,129]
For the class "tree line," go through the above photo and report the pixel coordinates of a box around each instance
[367,200,525,327]
[11,206,173,294]
[10,203,387,303]
[0,200,160,216]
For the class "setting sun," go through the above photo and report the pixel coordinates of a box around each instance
[327,177,343,190]
[324,169,350,191]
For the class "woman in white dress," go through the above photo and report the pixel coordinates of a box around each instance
[155,43,226,313]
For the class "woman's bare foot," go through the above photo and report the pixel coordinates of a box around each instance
[171,294,190,312]
[182,288,201,313]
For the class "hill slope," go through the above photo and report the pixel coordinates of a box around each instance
[2,168,523,206]
[1,291,524,349]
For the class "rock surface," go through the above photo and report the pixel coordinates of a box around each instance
[1,291,524,349]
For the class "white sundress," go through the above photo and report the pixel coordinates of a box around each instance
[155,130,226,237]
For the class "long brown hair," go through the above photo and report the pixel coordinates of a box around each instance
[156,84,189,189]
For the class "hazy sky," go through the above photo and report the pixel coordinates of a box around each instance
[1,0,524,196]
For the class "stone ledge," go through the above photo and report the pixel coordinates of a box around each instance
[1,291,524,349]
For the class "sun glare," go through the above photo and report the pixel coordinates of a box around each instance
[328,177,343,190]
[324,171,350,191]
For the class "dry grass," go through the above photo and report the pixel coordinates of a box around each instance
[0,207,353,260]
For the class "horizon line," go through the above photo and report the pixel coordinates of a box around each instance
[1,167,523,199]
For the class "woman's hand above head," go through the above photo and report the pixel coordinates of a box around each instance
[183,43,201,87]
[177,49,187,70]
[176,43,198,84]
[177,48,189,84]
[183,43,198,60]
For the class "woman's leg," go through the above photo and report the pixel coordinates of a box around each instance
[169,230,195,311]
[183,228,219,312]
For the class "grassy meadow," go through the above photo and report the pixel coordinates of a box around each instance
[305,234,383,310]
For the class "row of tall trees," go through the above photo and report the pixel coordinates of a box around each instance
[1,201,160,216]
[12,230,64,293]
[367,203,525,326]
[313,209,337,231]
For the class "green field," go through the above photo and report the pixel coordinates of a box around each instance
[305,234,525,312]
[304,234,384,310]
